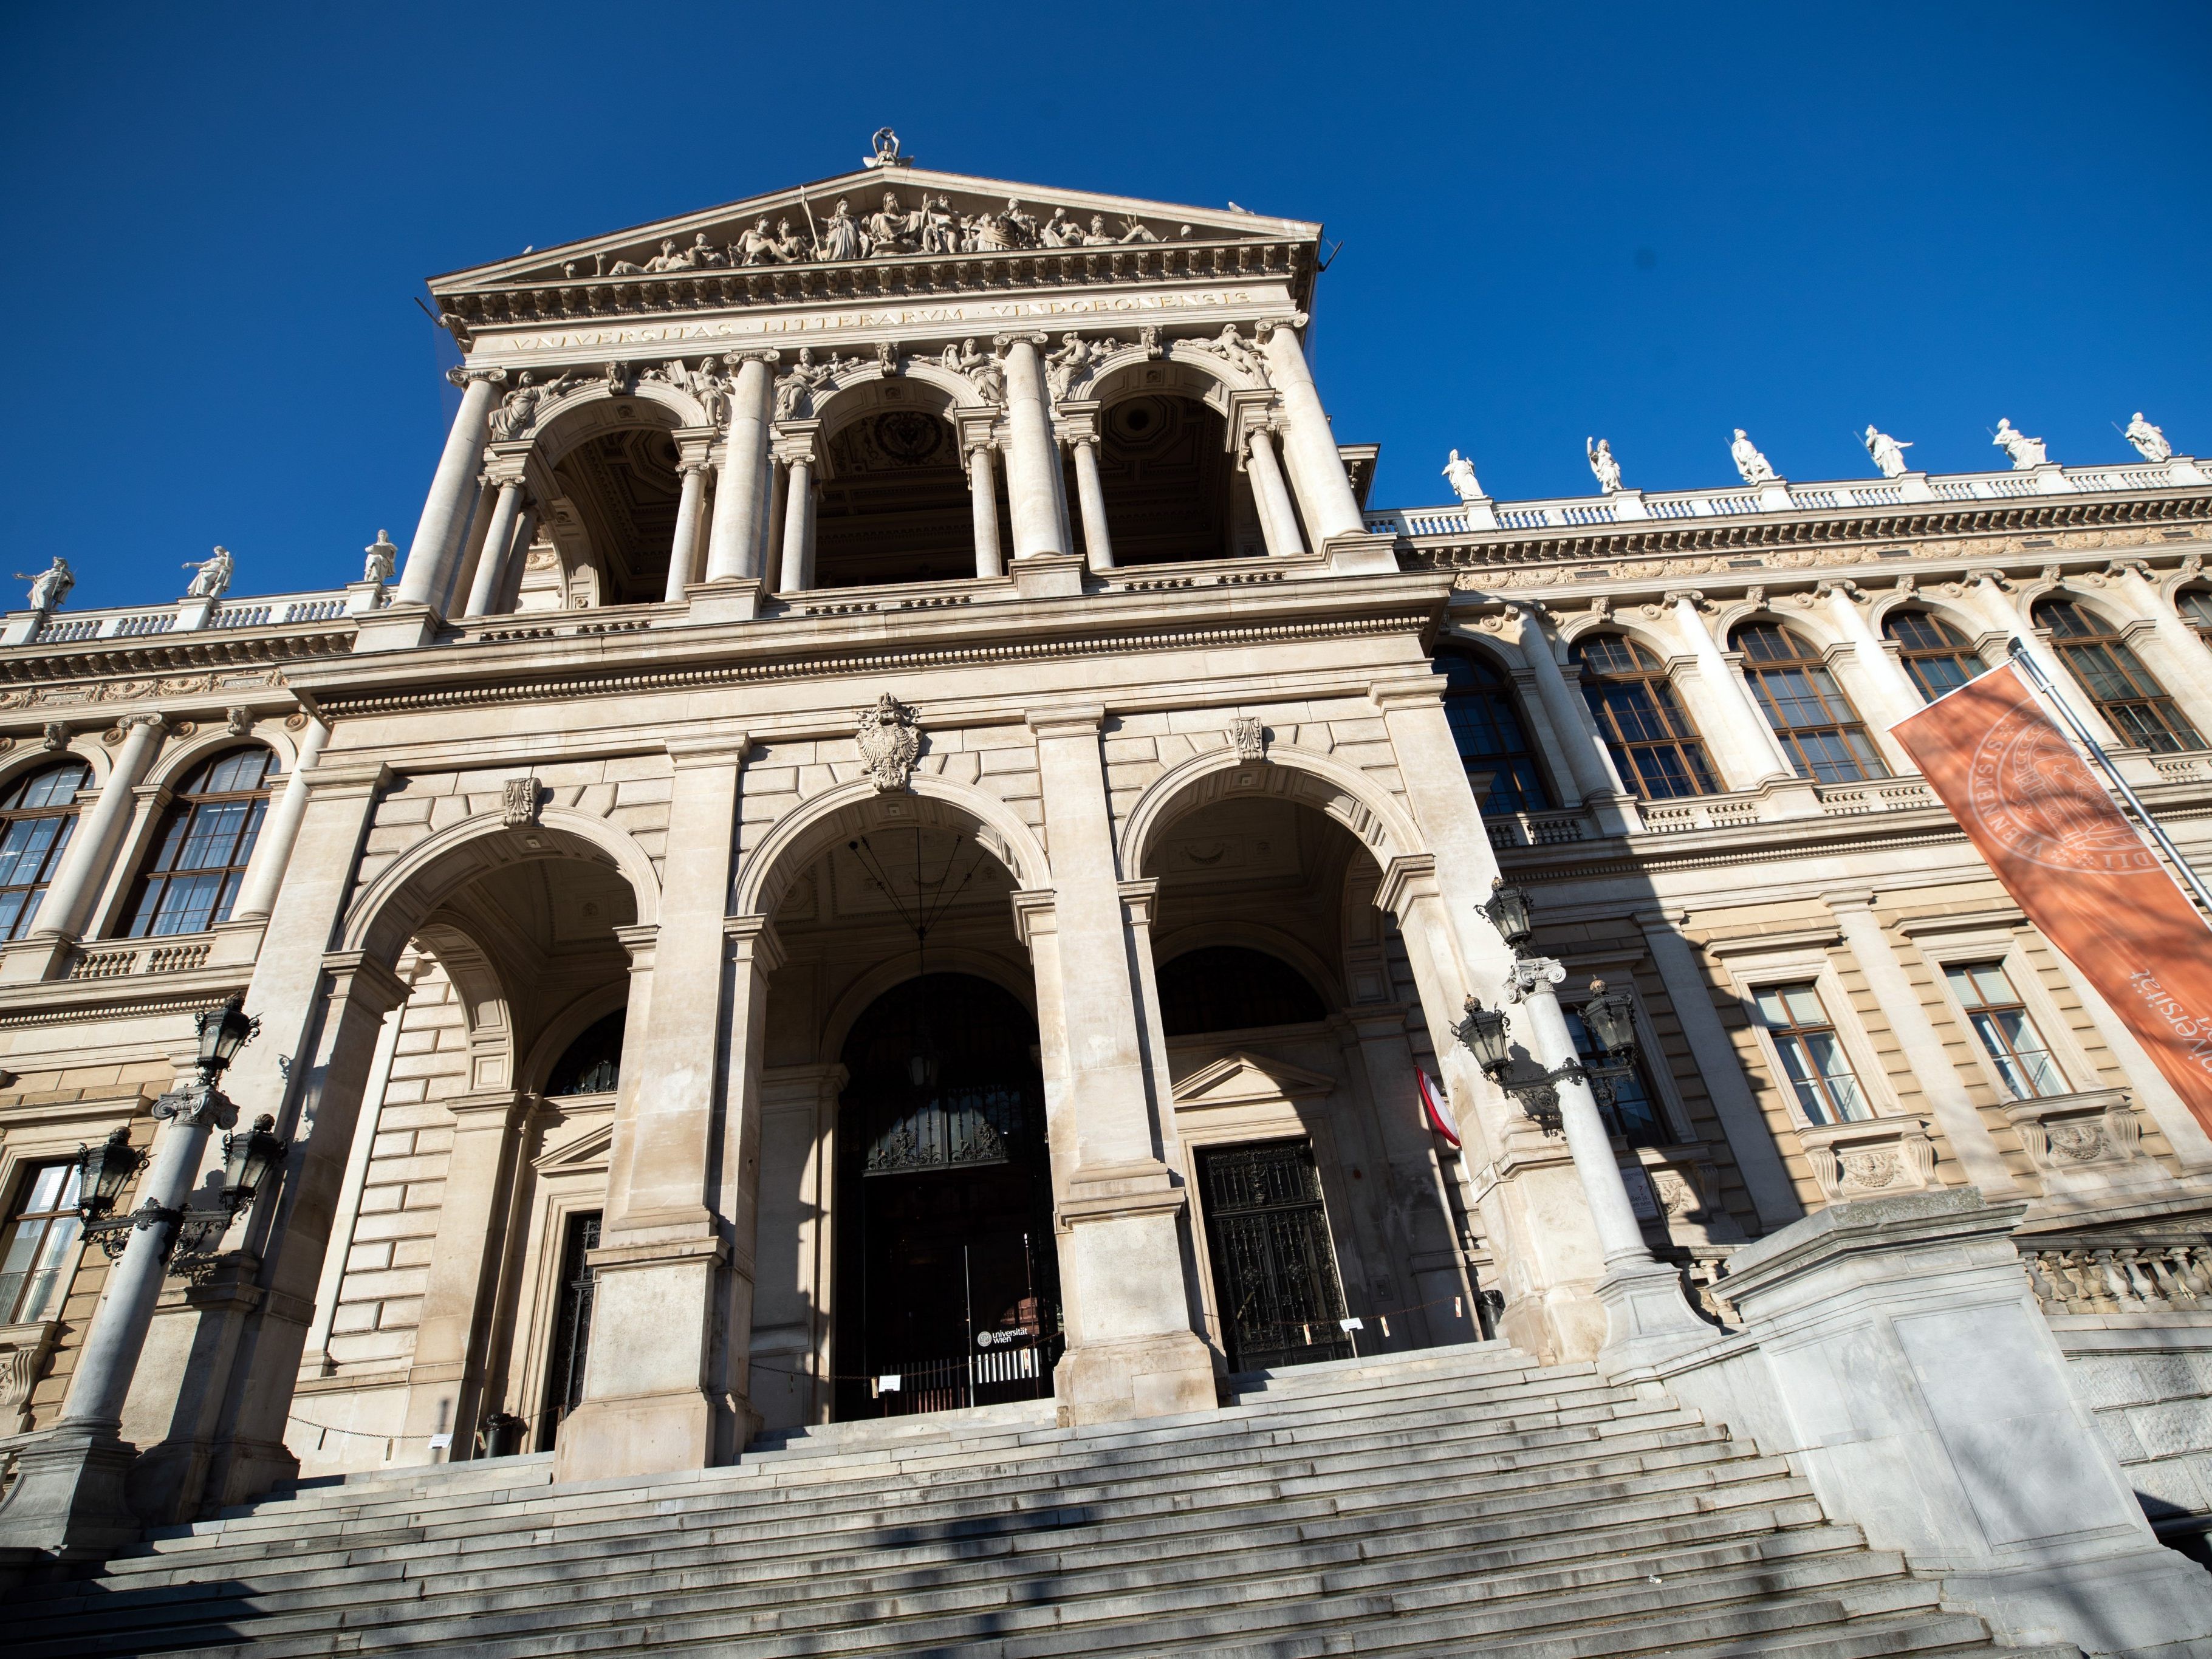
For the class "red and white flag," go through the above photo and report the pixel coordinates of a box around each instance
[1417,1069,1461,1148]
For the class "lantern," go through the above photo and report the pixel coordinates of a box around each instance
[194,994,259,1079]
[1581,977,1638,1059]
[219,1114,289,1213]
[76,1126,143,1220]
[1453,997,1513,1075]
[1482,879,1535,953]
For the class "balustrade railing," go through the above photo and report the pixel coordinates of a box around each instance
[2021,1235,2212,1316]
[13,589,358,650]
[1815,779,1938,816]
[1637,795,1764,835]
[1485,810,1595,849]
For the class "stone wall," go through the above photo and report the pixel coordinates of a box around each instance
[2055,1312,2212,1536]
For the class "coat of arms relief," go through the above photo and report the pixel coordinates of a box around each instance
[856,694,921,792]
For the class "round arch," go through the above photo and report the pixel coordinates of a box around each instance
[734,773,1052,920]
[812,370,964,450]
[1083,352,1245,420]
[0,737,113,795]
[1115,744,1426,887]
[1863,587,1993,639]
[817,945,1038,1066]
[409,920,516,1093]
[1553,612,1681,658]
[341,804,662,962]
[516,979,633,1098]
[1714,605,1847,653]
[522,378,707,459]
[143,728,292,793]
[2026,581,2134,634]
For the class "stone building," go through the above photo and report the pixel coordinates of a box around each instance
[0,145,2208,1652]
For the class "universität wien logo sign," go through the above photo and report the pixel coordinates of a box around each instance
[1966,693,2156,874]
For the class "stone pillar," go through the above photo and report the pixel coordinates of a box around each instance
[2106,559,2212,713]
[778,458,815,593]
[1510,606,1637,827]
[1346,1010,1479,1346]
[228,717,332,923]
[1823,889,2018,1194]
[0,1068,236,1555]
[1629,907,1801,1230]
[23,713,165,945]
[997,337,1070,560]
[1645,1191,2212,1654]
[496,506,537,615]
[461,477,529,620]
[396,368,503,609]
[968,440,1005,579]
[556,736,747,1483]
[1959,573,2118,745]
[761,456,788,591]
[1022,706,1213,1423]
[1255,318,1363,544]
[1668,591,1799,790]
[1243,426,1306,558]
[399,1089,536,1458]
[1505,957,1708,1366]
[704,354,776,582]
[663,462,708,603]
[1069,437,1115,570]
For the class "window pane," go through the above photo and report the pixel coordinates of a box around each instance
[1567,1007,1666,1146]
[1759,982,1872,1123]
[1437,652,1554,816]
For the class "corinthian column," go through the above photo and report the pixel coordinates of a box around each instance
[1255,318,1363,544]
[397,367,504,609]
[996,336,1070,559]
[1069,436,1115,570]
[229,716,332,922]
[704,353,777,581]
[461,476,529,619]
[968,439,1005,578]
[1243,426,1305,557]
[663,461,708,603]
[26,714,165,943]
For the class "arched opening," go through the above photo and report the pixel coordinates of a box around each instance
[1436,649,1555,816]
[533,398,688,606]
[814,399,1004,588]
[832,973,1056,1420]
[2035,595,2205,752]
[1731,621,1887,782]
[544,1010,625,1096]
[0,758,91,939]
[1158,945,1327,1035]
[1573,634,1716,799]
[2177,586,2212,643]
[120,747,279,937]
[1092,392,1256,564]
[1883,609,1987,702]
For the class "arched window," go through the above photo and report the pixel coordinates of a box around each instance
[0,760,91,941]
[1436,651,1553,816]
[546,1010,625,1096]
[1883,609,1987,703]
[1572,634,1716,800]
[2176,587,2212,642]
[2035,597,2205,753]
[1157,946,1327,1036]
[121,748,279,938]
[1733,623,1888,784]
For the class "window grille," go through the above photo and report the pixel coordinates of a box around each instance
[1572,634,1717,800]
[1734,623,1888,784]
[2035,597,2203,753]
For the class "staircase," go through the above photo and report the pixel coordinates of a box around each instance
[7,1341,2070,1658]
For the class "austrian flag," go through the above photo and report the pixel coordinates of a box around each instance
[1417,1069,1461,1149]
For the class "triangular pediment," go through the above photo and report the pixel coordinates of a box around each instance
[532,1115,613,1174]
[1173,1050,1339,1107]
[435,165,1317,294]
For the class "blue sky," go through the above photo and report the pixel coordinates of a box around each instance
[4,2,2206,611]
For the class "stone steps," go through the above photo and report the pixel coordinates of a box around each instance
[9,1341,2035,1658]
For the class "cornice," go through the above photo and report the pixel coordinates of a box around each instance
[0,627,354,686]
[1400,489,2212,579]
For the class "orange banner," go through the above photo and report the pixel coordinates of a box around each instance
[1894,662,2212,1137]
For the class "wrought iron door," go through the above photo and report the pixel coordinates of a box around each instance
[539,1210,600,1449]
[1199,1140,1351,1373]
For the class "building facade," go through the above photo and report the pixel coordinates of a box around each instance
[1,149,2210,1607]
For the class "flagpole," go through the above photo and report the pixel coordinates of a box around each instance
[2008,641,2212,918]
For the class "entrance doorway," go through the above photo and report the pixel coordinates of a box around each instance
[834,974,1059,1418]
[1198,1139,1351,1373]
[538,1209,601,1450]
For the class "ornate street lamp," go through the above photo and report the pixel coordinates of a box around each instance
[80,996,287,1278]
[1482,879,1535,954]
[1454,994,1571,1136]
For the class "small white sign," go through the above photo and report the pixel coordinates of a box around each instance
[875,1373,902,1393]
[1339,1317,1365,1333]
[426,1432,453,1451]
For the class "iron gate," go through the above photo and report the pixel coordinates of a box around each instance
[1197,1140,1352,1373]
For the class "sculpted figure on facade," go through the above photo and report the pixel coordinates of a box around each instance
[490,369,581,440]
[1586,436,1623,493]
[1993,417,2049,469]
[820,198,864,262]
[855,693,921,792]
[1442,449,1485,503]
[978,198,1038,251]
[946,338,1004,404]
[1862,425,1912,479]
[21,555,72,612]
[1187,324,1268,384]
[773,347,837,421]
[867,192,919,256]
[738,218,787,265]
[1729,429,1779,485]
[361,530,397,585]
[919,195,960,254]
[183,546,233,600]
[674,358,729,425]
[1045,333,1094,402]
[2125,412,2173,463]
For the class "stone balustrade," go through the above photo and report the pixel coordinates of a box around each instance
[0,588,365,651]
[2021,1234,2212,1315]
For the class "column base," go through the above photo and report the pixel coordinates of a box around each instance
[351,602,441,654]
[0,1424,145,1558]
[1010,553,1084,600]
[682,579,762,625]
[1053,1329,1216,1426]
[200,1434,300,1516]
[1321,531,1400,575]
[0,932,74,984]
[552,1387,721,1485]
[1594,1256,1714,1373]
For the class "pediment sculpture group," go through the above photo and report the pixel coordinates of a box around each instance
[573,192,1171,282]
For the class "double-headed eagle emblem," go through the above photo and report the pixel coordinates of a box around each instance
[855,694,920,792]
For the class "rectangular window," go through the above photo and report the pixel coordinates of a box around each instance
[1566,1006,1668,1147]
[1945,961,2066,1099]
[0,1160,84,1324]
[1755,982,1872,1125]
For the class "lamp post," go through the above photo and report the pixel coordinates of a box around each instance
[0,995,284,1558]
[1457,881,1710,1368]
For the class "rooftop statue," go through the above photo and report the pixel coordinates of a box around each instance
[2125,412,2173,463]
[21,555,72,612]
[738,217,787,265]
[1729,428,1779,486]
[1862,425,1913,479]
[868,191,919,256]
[183,546,234,600]
[865,127,908,169]
[1586,437,1623,494]
[362,530,397,585]
[1993,418,2049,470]
[1442,449,1485,503]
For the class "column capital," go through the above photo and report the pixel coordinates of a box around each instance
[1663,589,1708,611]
[1008,888,1056,946]
[1368,673,1448,711]
[724,912,786,974]
[1818,886,1881,914]
[1116,877,1159,926]
[1253,312,1310,340]
[993,331,1049,352]
[119,711,169,734]
[1372,852,1439,920]
[441,1087,539,1129]
[723,349,780,369]
[664,731,750,767]
[1502,956,1567,1003]
[301,758,392,799]
[612,921,659,969]
[445,366,507,389]
[316,949,413,1019]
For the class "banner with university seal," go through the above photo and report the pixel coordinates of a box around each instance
[1895,661,2212,1136]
